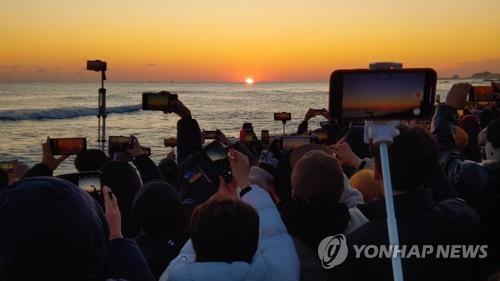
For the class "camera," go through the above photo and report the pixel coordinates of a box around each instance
[86,60,107,72]
[164,137,177,147]
[274,112,292,121]
[49,137,87,155]
[178,141,233,185]
[142,92,178,111]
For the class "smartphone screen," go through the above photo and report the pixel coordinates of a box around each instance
[78,173,102,193]
[469,86,496,102]
[0,161,14,171]
[330,68,437,120]
[204,131,218,139]
[109,136,132,149]
[142,93,171,110]
[164,137,177,147]
[281,136,311,150]
[274,112,292,121]
[50,138,87,155]
[204,141,233,182]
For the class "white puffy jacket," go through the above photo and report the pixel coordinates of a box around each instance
[159,185,300,281]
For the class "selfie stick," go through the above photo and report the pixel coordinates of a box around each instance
[364,62,404,281]
[97,70,107,151]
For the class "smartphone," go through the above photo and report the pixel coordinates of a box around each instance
[274,112,292,121]
[164,137,177,147]
[58,171,102,197]
[203,141,233,183]
[329,68,437,120]
[0,161,14,172]
[108,136,134,151]
[280,136,311,150]
[315,130,329,141]
[111,146,150,162]
[469,86,496,102]
[261,130,270,145]
[49,138,87,155]
[78,172,102,194]
[142,92,178,111]
[204,130,218,140]
[312,109,325,116]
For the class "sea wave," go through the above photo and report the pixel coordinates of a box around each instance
[0,104,141,121]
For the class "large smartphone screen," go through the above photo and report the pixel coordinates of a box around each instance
[330,69,436,120]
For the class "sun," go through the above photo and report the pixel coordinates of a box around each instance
[245,77,254,84]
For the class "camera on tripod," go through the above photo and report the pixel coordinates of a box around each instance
[87,60,107,72]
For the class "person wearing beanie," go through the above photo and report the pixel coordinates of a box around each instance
[431,83,500,277]
[0,177,154,281]
[133,181,188,279]
[281,150,368,281]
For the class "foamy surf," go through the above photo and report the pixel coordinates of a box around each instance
[0,104,141,121]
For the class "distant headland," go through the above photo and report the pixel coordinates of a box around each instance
[447,71,500,80]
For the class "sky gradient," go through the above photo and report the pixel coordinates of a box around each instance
[1,0,499,82]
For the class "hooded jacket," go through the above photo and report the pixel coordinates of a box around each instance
[0,176,154,281]
[159,185,300,281]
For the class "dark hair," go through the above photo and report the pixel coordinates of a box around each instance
[74,149,109,172]
[189,199,259,263]
[0,169,8,191]
[375,126,438,192]
[158,158,179,188]
[100,160,141,237]
[487,118,500,148]
[480,109,497,129]
[132,181,185,235]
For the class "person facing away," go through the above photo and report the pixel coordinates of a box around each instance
[0,176,154,281]
[432,83,500,276]
[280,149,368,281]
[100,160,142,238]
[329,126,481,281]
[160,149,300,281]
[132,181,188,279]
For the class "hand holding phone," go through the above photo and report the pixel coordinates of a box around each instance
[42,138,70,170]
[142,91,178,111]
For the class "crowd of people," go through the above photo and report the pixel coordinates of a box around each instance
[0,82,499,281]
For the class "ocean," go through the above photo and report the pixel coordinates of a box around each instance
[0,80,487,174]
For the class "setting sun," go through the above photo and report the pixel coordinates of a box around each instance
[245,77,254,84]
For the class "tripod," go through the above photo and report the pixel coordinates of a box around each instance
[97,71,107,151]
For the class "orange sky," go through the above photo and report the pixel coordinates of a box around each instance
[1,0,499,82]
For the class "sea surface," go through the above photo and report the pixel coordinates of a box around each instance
[0,80,488,174]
